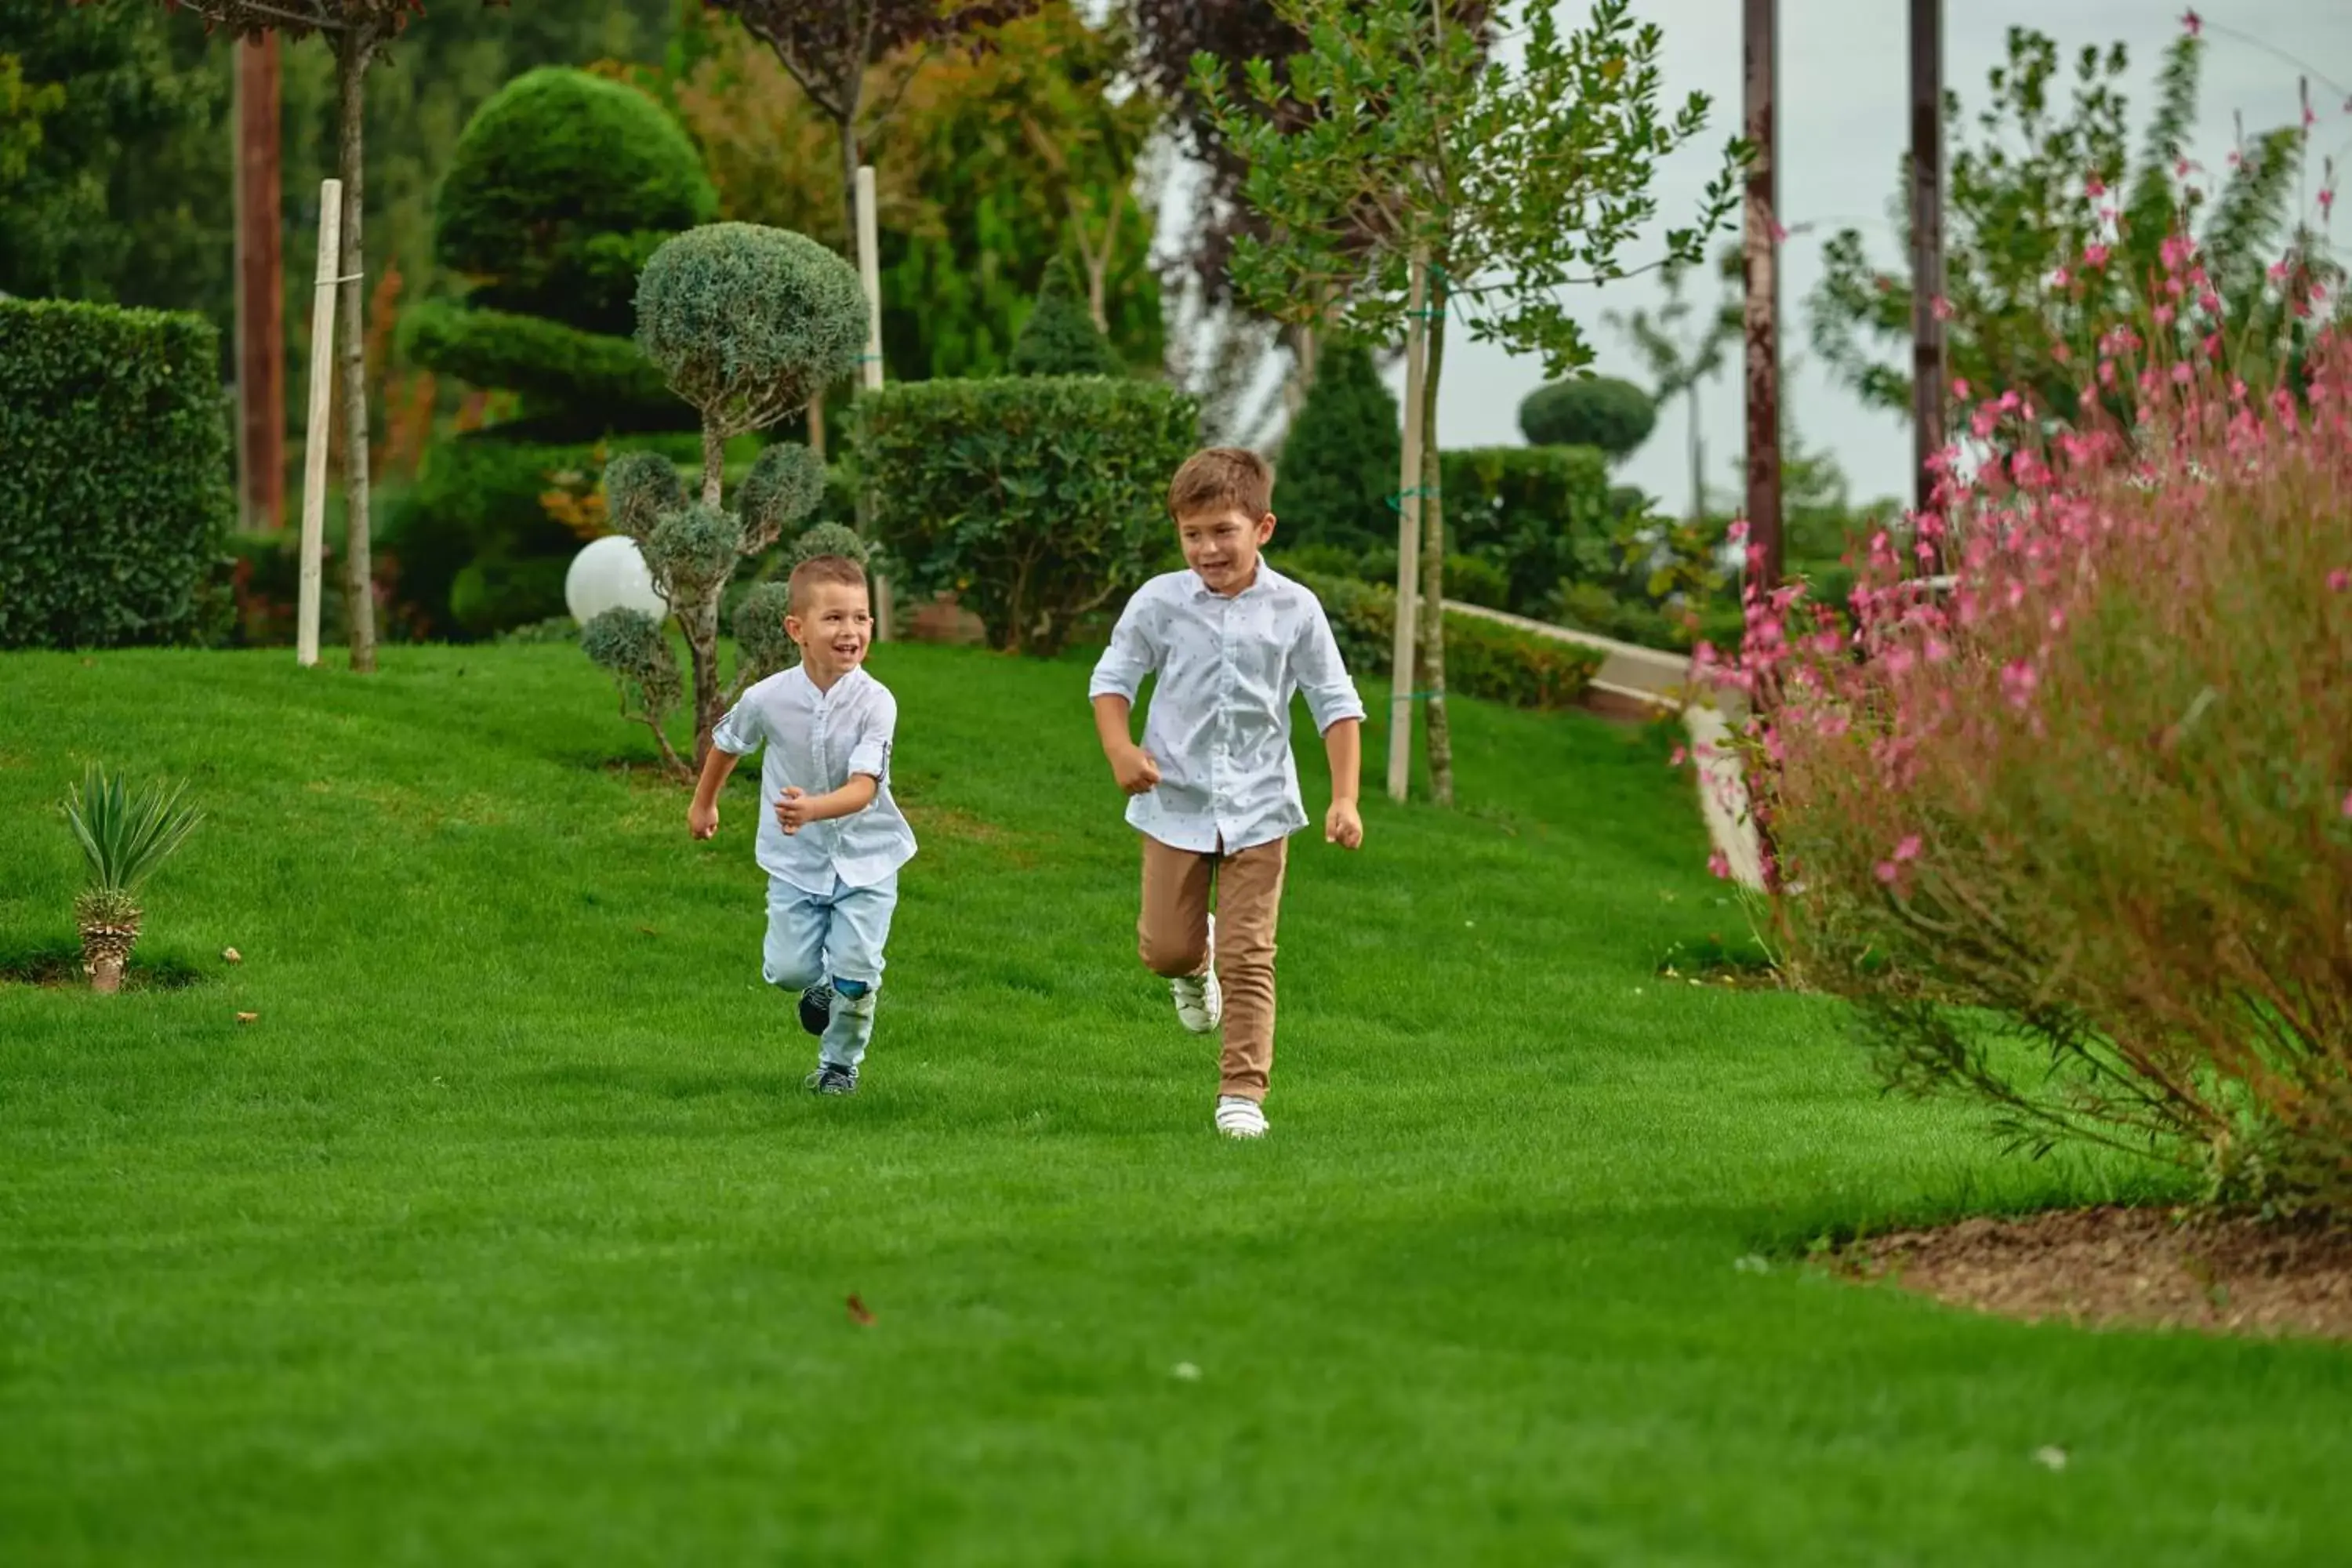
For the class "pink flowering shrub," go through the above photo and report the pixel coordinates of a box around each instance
[1723,285,2352,1211]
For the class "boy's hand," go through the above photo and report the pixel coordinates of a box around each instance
[775,786,814,834]
[1110,744,1161,797]
[1325,799,1363,850]
[689,801,719,840]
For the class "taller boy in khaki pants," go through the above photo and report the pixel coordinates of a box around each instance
[1088,448,1367,1138]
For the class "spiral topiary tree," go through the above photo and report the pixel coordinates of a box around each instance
[583,223,868,773]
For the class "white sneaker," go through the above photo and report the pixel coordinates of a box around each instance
[1215,1095,1268,1138]
[1170,914,1221,1034]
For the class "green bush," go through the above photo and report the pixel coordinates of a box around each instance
[1518,376,1658,459]
[637,223,867,437]
[1440,445,1617,615]
[857,376,1199,655]
[1291,570,1604,712]
[1008,256,1121,378]
[400,303,683,437]
[0,299,231,650]
[434,67,716,334]
[1277,342,1400,553]
[382,431,704,636]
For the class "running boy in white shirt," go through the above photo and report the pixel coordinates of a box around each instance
[690,554,916,1096]
[1088,447,1367,1138]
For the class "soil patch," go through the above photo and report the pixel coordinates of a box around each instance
[1838,1206,2352,1341]
[0,941,212,992]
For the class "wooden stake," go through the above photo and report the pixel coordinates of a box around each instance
[853,162,893,642]
[296,178,342,668]
[1386,247,1431,804]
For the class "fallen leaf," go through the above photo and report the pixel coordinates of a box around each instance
[221,947,242,964]
[234,1012,258,1025]
[1171,1362,1202,1381]
[637,926,659,938]
[846,1294,875,1327]
[2034,1446,2069,1472]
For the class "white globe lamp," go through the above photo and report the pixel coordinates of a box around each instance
[565,535,666,624]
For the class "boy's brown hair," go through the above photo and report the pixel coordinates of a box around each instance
[787,554,869,614]
[1167,445,1273,522]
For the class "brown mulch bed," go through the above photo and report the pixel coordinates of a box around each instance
[1838,1207,2352,1341]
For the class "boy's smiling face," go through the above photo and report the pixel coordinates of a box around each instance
[1178,506,1277,597]
[787,581,873,683]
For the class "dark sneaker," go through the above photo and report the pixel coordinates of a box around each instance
[798,984,835,1036]
[804,1062,858,1096]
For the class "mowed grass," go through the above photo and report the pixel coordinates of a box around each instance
[0,641,2345,1567]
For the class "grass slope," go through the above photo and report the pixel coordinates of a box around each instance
[0,644,2344,1566]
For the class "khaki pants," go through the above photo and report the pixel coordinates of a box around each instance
[1137,833,1289,1102]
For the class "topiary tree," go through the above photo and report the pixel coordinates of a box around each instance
[583,223,868,772]
[1009,254,1122,376]
[1517,375,1658,461]
[394,67,719,637]
[1274,340,1399,553]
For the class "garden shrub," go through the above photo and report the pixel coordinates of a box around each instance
[1518,375,1657,459]
[857,376,1199,656]
[1738,310,2352,1215]
[1276,342,1402,553]
[1292,570,1603,712]
[398,304,680,436]
[1440,445,1617,615]
[434,67,716,334]
[1008,255,1121,378]
[0,299,231,650]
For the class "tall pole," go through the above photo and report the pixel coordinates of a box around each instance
[854,163,893,643]
[297,179,343,668]
[1741,0,1784,594]
[1385,247,1430,805]
[233,32,285,534]
[1909,0,1947,557]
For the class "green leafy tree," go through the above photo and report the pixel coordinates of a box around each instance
[0,50,64,184]
[1811,24,2341,428]
[1008,255,1119,376]
[586,222,866,771]
[1199,0,1743,804]
[1516,375,1657,461]
[1275,340,1399,553]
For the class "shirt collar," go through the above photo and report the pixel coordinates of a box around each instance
[1185,563,1277,602]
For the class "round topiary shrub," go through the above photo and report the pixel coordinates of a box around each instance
[637,223,868,438]
[435,67,717,335]
[1518,375,1658,460]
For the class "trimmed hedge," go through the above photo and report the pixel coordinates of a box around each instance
[1518,375,1657,457]
[1294,569,1604,713]
[857,376,1198,656]
[434,67,717,334]
[0,299,231,650]
[401,302,684,437]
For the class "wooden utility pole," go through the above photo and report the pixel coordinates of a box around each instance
[231,32,285,533]
[1741,0,1784,593]
[854,162,893,642]
[1385,248,1431,805]
[1909,0,1947,555]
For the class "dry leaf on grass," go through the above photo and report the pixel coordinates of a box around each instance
[221,947,242,964]
[234,1012,258,1025]
[846,1294,875,1327]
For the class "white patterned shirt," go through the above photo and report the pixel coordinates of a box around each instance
[710,666,916,895]
[1089,564,1367,854]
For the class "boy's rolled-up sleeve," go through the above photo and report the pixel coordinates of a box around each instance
[848,689,898,782]
[1294,597,1368,735]
[710,696,762,756]
[1088,586,1160,702]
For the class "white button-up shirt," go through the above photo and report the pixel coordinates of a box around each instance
[711,666,916,895]
[1089,564,1367,854]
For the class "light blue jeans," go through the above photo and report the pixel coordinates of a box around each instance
[762,873,898,1070]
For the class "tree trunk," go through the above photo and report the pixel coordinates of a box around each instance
[89,956,124,995]
[1687,390,1706,522]
[335,27,377,672]
[1417,292,1453,808]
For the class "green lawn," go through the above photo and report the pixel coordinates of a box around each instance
[1,643,2344,1566]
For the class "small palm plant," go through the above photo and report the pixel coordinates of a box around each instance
[62,766,204,993]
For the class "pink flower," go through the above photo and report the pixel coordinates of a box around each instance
[2270,259,2292,282]
[1895,834,1922,862]
[2154,304,2176,327]
[1669,746,1688,768]
[1875,860,1901,885]
[2002,659,2040,710]
[2085,176,2108,198]
[2172,363,2194,385]
[2321,188,2337,218]
[2182,8,2201,35]
[1932,295,1955,321]
[1952,378,1971,399]
[1708,850,1733,880]
[2328,568,2350,592]
[2050,266,2072,288]
[1727,519,1750,543]
[2342,789,2352,820]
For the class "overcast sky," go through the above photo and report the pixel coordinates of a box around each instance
[1435,1,2352,512]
